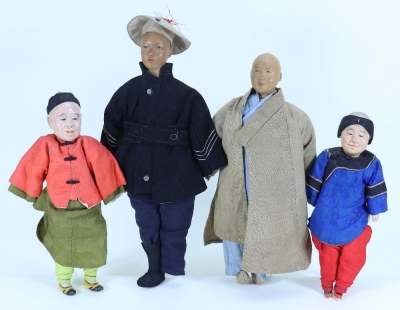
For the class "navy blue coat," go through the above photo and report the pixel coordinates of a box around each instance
[101,62,227,203]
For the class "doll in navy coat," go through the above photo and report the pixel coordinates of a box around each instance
[101,14,227,287]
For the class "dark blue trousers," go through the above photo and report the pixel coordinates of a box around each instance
[128,194,195,275]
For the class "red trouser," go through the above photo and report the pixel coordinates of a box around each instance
[311,225,372,294]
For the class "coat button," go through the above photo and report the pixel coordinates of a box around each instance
[143,175,150,181]
[147,89,152,95]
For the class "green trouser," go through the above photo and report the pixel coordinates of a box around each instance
[55,262,98,285]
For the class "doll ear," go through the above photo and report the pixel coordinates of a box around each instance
[47,116,53,128]
[168,45,172,58]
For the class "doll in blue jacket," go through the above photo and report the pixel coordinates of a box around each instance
[306,112,387,300]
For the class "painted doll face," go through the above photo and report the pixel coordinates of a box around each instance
[250,53,282,98]
[340,124,370,157]
[47,102,81,141]
[141,32,172,77]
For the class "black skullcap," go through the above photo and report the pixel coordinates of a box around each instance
[47,92,80,114]
[337,114,374,144]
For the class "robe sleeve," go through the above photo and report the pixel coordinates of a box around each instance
[365,158,388,215]
[188,91,227,176]
[8,184,37,203]
[306,150,330,206]
[101,89,126,155]
[9,137,48,200]
[301,113,317,177]
[212,99,232,138]
[85,139,126,204]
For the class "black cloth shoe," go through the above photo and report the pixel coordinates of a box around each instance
[137,243,165,288]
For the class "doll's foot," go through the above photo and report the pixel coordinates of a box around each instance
[333,291,343,300]
[251,273,270,285]
[236,270,252,284]
[323,290,332,298]
[83,280,104,292]
[137,272,165,288]
[251,273,263,285]
[59,284,76,296]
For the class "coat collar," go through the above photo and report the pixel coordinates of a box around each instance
[234,88,285,146]
[54,135,80,146]
[139,62,174,79]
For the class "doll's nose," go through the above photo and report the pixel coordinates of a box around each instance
[350,136,359,143]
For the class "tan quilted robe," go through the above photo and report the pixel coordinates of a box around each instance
[204,88,316,274]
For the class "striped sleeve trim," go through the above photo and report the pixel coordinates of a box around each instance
[366,181,387,198]
[306,174,323,193]
[193,130,218,161]
[102,127,118,148]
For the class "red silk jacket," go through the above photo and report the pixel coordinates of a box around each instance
[9,134,126,208]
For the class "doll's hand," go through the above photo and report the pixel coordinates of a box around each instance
[205,169,219,181]
[371,214,380,222]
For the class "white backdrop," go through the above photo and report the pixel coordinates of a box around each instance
[1,0,399,309]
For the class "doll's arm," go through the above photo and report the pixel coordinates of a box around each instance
[100,89,129,155]
[103,185,126,204]
[366,158,388,216]
[189,92,227,177]
[306,150,329,206]
[86,138,126,204]
[8,137,48,201]
[205,168,222,181]
[8,184,37,203]
[301,114,317,177]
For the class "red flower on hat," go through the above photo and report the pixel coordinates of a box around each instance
[154,8,183,30]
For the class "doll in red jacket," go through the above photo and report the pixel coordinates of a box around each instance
[8,92,126,296]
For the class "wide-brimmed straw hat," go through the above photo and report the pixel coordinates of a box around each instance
[127,15,191,55]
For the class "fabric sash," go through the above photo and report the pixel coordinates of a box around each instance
[121,120,189,146]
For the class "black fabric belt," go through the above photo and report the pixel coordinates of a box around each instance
[121,120,189,146]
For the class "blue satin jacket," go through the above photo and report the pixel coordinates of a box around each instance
[306,147,387,245]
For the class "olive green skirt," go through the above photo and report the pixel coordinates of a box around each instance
[34,188,107,268]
